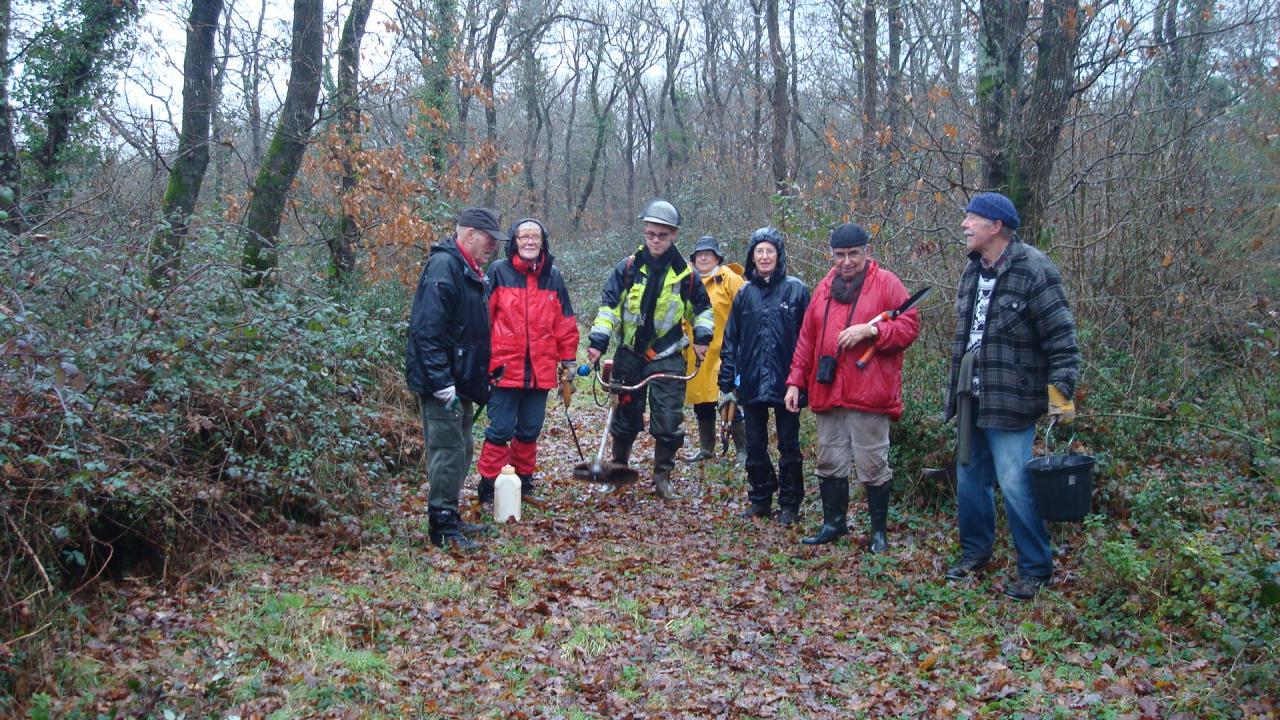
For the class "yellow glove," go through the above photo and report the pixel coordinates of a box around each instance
[1047,385,1076,424]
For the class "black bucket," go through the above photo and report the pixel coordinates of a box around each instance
[1026,447,1094,522]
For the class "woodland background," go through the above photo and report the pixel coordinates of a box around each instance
[0,0,1277,715]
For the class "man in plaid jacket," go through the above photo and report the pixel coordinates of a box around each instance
[943,192,1081,600]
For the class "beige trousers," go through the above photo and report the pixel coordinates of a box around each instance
[814,408,891,486]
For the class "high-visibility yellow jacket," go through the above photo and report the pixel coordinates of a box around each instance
[587,246,714,359]
[685,262,745,404]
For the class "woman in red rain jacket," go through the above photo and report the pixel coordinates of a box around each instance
[476,218,579,503]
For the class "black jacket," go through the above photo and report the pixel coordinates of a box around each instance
[405,236,492,403]
[719,234,811,405]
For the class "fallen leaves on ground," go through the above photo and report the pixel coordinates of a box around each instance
[32,403,1279,719]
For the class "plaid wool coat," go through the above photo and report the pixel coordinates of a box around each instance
[945,238,1081,430]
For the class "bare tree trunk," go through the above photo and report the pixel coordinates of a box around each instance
[518,40,543,210]
[975,0,1029,192]
[623,83,637,214]
[479,1,508,208]
[949,0,961,88]
[31,0,139,203]
[563,40,584,212]
[787,0,802,181]
[572,31,621,228]
[245,0,268,166]
[0,0,21,234]
[883,0,902,208]
[764,0,789,193]
[858,0,877,203]
[149,0,225,287]
[240,0,323,288]
[211,4,233,200]
[328,0,373,282]
[750,0,763,172]
[1014,0,1081,242]
[886,0,901,136]
[699,0,725,164]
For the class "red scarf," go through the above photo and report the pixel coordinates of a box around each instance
[456,240,482,276]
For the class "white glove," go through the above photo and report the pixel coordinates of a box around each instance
[432,385,459,410]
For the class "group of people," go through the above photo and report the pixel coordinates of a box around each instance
[405,191,1080,600]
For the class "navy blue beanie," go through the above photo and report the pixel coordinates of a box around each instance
[829,222,870,248]
[965,192,1020,230]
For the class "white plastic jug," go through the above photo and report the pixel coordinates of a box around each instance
[494,464,522,522]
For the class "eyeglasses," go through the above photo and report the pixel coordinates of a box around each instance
[832,248,866,262]
[643,231,673,241]
[516,234,542,242]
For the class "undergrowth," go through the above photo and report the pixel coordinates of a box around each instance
[0,225,413,698]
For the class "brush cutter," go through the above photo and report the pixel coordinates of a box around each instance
[572,358,702,486]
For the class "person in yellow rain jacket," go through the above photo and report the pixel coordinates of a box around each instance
[586,199,715,500]
[683,235,747,463]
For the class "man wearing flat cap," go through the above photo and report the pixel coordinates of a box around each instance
[406,207,507,551]
[943,192,1081,600]
[785,223,919,551]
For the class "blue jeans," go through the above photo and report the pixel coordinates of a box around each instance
[956,422,1052,579]
[483,387,549,444]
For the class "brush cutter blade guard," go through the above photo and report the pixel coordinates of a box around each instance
[571,460,641,486]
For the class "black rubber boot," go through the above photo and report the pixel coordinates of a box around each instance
[802,475,850,545]
[653,443,681,500]
[730,421,747,464]
[518,474,538,501]
[428,508,482,551]
[687,416,717,462]
[740,463,777,518]
[776,461,805,526]
[611,435,634,467]
[477,477,495,506]
[865,481,890,554]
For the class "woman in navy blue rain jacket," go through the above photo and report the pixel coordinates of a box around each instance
[719,227,811,524]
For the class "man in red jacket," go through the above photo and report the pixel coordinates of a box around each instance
[785,223,920,551]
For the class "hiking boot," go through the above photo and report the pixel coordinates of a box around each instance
[802,475,849,545]
[1003,575,1050,600]
[740,503,773,519]
[428,508,482,551]
[944,556,990,581]
[776,506,799,526]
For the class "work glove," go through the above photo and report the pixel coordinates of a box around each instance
[433,385,460,412]
[1047,385,1076,424]
[717,391,736,409]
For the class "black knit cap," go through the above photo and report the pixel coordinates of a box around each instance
[829,222,869,248]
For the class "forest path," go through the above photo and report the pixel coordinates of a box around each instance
[43,401,1265,718]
